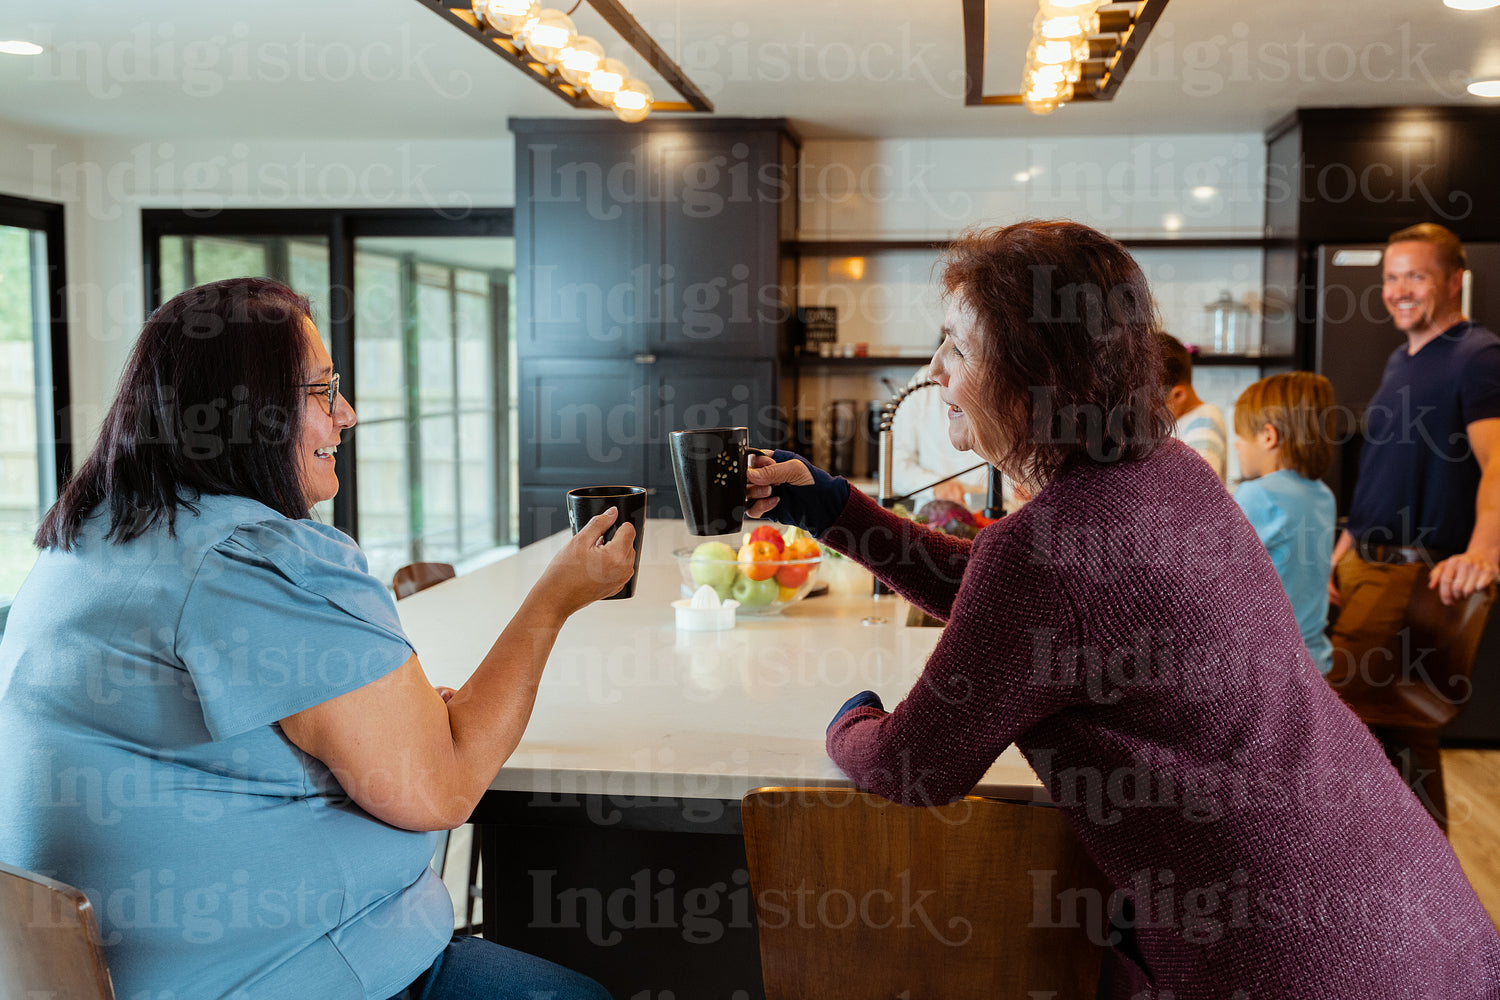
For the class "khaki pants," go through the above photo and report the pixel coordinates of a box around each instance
[1329,551,1496,832]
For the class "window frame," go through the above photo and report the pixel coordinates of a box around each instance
[0,193,72,498]
[140,207,513,541]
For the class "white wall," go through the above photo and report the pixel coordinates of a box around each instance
[794,133,1267,483]
[0,118,516,453]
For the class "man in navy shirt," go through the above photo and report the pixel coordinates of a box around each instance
[1329,223,1500,830]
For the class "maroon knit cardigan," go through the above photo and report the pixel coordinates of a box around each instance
[825,439,1500,999]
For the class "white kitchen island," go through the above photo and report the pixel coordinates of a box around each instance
[396,516,1042,999]
[397,517,1041,803]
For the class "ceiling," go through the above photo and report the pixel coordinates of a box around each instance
[1,0,1498,141]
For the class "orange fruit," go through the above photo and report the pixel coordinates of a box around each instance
[738,540,781,581]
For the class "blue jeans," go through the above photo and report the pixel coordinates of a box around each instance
[387,935,612,1000]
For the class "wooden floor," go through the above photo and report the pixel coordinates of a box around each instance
[1443,749,1500,931]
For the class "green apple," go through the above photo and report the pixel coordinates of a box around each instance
[690,542,738,591]
[731,574,780,608]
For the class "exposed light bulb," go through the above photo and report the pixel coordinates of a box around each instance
[483,0,537,36]
[586,57,628,105]
[1023,94,1062,115]
[557,35,604,87]
[612,79,653,122]
[523,9,575,65]
[1039,0,1102,15]
[1035,12,1099,41]
[1031,38,1086,66]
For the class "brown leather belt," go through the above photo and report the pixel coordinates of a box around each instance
[1355,541,1450,566]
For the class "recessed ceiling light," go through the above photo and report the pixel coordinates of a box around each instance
[1444,0,1500,9]
[0,40,44,56]
[1163,213,1184,232]
[1469,79,1500,98]
[1191,186,1217,200]
[1013,171,1031,183]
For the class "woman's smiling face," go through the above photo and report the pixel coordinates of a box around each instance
[929,294,1002,465]
[296,319,356,507]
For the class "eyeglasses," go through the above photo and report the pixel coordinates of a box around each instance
[299,372,340,414]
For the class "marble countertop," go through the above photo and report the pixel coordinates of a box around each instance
[396,518,1042,801]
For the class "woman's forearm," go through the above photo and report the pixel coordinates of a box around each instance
[439,593,569,811]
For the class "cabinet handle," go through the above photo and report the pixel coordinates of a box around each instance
[633,353,657,365]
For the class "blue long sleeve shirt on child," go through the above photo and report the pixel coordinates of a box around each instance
[1234,469,1337,674]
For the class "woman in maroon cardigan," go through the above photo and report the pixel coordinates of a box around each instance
[746,220,1500,998]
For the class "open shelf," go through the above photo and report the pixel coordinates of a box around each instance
[1193,353,1293,367]
[788,353,930,367]
[792,236,1281,255]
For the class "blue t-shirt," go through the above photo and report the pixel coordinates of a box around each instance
[0,495,451,1000]
[1346,321,1500,553]
[1235,470,1337,674]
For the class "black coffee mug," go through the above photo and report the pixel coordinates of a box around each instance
[669,427,749,536]
[565,485,647,600]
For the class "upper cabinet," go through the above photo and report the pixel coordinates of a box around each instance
[512,119,798,360]
[510,118,798,541]
[1266,106,1500,244]
[516,129,647,357]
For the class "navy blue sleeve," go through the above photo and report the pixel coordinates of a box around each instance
[1459,339,1500,426]
[755,449,851,537]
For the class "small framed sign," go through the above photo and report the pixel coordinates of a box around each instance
[797,306,837,345]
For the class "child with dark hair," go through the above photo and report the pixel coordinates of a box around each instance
[1159,332,1228,483]
[1232,372,1338,674]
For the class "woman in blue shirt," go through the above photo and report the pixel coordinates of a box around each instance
[0,278,629,1000]
[1231,372,1338,674]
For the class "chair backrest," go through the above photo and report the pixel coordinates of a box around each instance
[741,787,1111,1000]
[0,861,116,1000]
[1396,581,1496,727]
[393,561,456,600]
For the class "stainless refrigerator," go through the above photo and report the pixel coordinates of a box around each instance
[1315,241,1500,745]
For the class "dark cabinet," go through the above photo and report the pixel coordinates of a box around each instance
[511,118,798,543]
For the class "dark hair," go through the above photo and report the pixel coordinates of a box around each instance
[1387,222,1467,274]
[37,277,315,550]
[1158,332,1194,388]
[941,220,1173,483]
[1233,371,1336,480]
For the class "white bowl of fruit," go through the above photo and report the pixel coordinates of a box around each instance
[674,525,823,616]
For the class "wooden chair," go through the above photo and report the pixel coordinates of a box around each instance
[741,787,1112,1000]
[393,561,456,600]
[1332,582,1496,832]
[0,860,116,1000]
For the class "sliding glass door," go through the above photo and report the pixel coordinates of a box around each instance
[142,209,515,590]
[353,238,512,585]
[0,195,69,624]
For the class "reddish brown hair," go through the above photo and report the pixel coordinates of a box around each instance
[1232,371,1336,480]
[1387,222,1467,274]
[940,220,1173,483]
